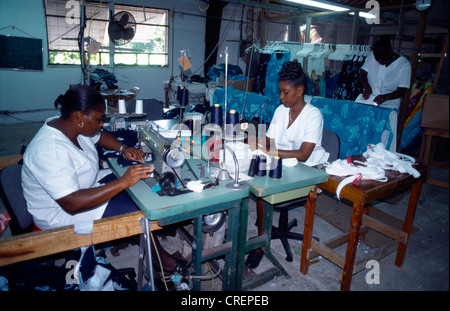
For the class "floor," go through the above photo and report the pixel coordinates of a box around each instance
[0,122,448,291]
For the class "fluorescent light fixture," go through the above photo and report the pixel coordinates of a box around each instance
[287,0,376,20]
[287,0,350,12]
[350,11,377,19]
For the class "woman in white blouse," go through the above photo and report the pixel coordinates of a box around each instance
[245,59,328,269]
[360,35,411,109]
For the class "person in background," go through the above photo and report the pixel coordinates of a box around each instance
[246,59,328,269]
[22,85,183,273]
[360,35,412,109]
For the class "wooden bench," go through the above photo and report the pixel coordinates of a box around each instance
[0,211,161,267]
[0,155,161,267]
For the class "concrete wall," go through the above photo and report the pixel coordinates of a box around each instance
[0,0,206,124]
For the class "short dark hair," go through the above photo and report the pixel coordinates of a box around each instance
[278,59,307,89]
[373,35,392,60]
[54,85,105,119]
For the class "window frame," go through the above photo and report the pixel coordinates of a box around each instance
[44,0,169,67]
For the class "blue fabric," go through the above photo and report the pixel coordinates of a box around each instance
[325,74,339,98]
[400,108,422,149]
[212,86,273,122]
[311,97,395,157]
[207,63,243,81]
[263,51,291,118]
[99,173,139,218]
[96,129,139,161]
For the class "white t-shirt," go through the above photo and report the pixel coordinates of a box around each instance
[361,52,411,109]
[22,117,108,230]
[266,102,329,166]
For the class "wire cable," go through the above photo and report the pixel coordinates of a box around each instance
[88,0,103,37]
[0,25,37,38]
[197,0,209,12]
[150,232,169,291]
[205,261,214,290]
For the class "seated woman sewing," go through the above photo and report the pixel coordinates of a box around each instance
[22,84,184,273]
[246,59,328,269]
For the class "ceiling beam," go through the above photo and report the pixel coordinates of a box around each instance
[218,0,304,14]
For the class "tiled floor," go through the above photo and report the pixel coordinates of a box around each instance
[0,122,448,291]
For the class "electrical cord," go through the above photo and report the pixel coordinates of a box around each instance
[150,232,169,291]
[88,0,102,37]
[197,0,209,12]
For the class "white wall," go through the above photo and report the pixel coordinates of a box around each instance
[0,0,206,124]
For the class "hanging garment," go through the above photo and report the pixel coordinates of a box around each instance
[254,53,271,94]
[305,75,315,96]
[263,50,291,122]
[333,55,366,101]
[325,72,339,98]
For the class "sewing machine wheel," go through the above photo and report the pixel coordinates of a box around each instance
[164,148,185,168]
[202,212,226,233]
[159,171,177,196]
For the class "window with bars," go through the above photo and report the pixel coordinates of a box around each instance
[44,0,169,66]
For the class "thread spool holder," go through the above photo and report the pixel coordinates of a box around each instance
[217,46,230,181]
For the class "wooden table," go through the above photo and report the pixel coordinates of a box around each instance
[300,155,428,291]
[101,89,135,112]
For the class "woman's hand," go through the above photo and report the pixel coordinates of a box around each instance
[123,146,144,162]
[120,163,154,188]
[373,94,388,104]
[362,87,372,99]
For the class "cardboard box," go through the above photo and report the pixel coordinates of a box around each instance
[227,78,254,92]
[421,93,449,130]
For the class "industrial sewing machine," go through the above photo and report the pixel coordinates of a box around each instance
[138,125,186,192]
[137,123,226,233]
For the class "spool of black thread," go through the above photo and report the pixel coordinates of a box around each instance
[177,85,182,101]
[248,154,259,177]
[179,87,189,106]
[210,104,223,127]
[256,154,267,176]
[269,156,283,179]
[226,109,239,136]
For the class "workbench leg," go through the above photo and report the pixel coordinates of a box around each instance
[236,197,250,291]
[340,202,364,291]
[137,234,145,291]
[192,216,203,291]
[300,186,318,275]
[138,217,155,291]
[395,182,422,267]
[221,202,242,290]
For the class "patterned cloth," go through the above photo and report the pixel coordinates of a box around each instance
[311,97,396,157]
[212,86,272,122]
[263,50,291,117]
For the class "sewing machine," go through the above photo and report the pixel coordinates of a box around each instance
[137,123,228,237]
[137,124,194,193]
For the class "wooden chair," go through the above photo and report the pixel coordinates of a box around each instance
[418,94,449,189]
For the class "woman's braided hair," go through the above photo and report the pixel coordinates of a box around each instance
[278,59,307,89]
